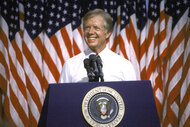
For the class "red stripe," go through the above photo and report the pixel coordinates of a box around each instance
[60,28,73,58]
[118,35,129,60]
[9,85,29,126]
[22,41,43,87]
[129,19,139,62]
[50,35,65,66]
[44,47,60,82]
[4,94,16,127]
[8,53,27,100]
[26,75,42,112]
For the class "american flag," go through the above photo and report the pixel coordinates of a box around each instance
[0,0,189,127]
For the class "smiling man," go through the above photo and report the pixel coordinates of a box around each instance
[59,9,136,83]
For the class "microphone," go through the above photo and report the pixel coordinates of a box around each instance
[89,54,99,76]
[83,58,95,82]
[96,55,104,82]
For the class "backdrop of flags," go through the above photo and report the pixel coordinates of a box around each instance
[0,0,189,127]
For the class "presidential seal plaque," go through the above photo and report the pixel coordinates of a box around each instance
[82,86,125,127]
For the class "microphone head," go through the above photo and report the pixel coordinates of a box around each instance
[96,55,103,67]
[89,54,97,61]
[84,58,90,68]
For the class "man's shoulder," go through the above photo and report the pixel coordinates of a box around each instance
[66,51,85,64]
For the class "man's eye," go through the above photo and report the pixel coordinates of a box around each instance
[95,27,100,30]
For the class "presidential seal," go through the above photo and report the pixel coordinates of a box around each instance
[82,86,125,127]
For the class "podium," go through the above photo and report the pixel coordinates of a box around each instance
[38,81,160,127]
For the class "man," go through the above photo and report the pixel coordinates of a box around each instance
[59,9,136,83]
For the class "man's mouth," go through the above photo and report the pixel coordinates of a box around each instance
[88,37,97,40]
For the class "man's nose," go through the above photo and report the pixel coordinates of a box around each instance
[88,27,95,34]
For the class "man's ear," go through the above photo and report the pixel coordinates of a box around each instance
[105,31,112,40]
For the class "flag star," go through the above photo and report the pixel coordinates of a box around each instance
[63,10,67,14]
[94,1,98,5]
[50,12,54,17]
[104,1,107,5]
[176,10,180,14]
[27,11,30,16]
[10,23,14,28]
[33,13,37,18]
[47,28,51,33]
[55,22,59,26]
[41,7,44,11]
[65,2,69,7]
[32,29,36,34]
[110,1,113,5]
[11,15,14,19]
[27,3,31,8]
[3,1,7,5]
[51,4,55,9]
[40,14,43,19]
[122,12,126,16]
[26,20,29,24]
[73,12,77,17]
[57,14,60,19]
[15,16,18,20]
[72,21,76,25]
[177,2,180,6]
[110,9,113,14]
[143,4,145,9]
[58,6,62,11]
[74,4,77,9]
[151,3,154,8]
[34,4,38,10]
[3,10,7,15]
[154,5,157,9]
[124,4,127,8]
[62,17,66,22]
[9,32,13,36]
[121,20,125,25]
[11,7,14,11]
[48,20,53,25]
[32,21,36,26]
[184,0,187,4]
[39,23,42,27]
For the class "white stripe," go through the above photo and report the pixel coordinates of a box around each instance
[55,31,71,62]
[171,101,179,118]
[170,40,184,68]
[44,34,62,74]
[180,69,190,102]
[140,53,146,71]
[23,31,43,71]
[120,29,130,57]
[168,67,182,95]
[27,90,40,122]
[6,82,25,127]
[43,61,56,83]
[23,55,44,104]
[73,28,85,51]
[9,72,28,117]
[179,101,190,127]
[0,63,6,80]
[156,88,163,104]
[170,10,189,43]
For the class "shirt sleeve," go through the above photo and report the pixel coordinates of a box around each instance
[58,61,71,83]
[122,60,137,81]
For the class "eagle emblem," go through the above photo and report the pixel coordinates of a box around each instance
[95,97,113,119]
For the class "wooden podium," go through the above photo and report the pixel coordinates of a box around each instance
[38,81,160,127]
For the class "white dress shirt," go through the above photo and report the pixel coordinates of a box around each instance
[59,47,136,83]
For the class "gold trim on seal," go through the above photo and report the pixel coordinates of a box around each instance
[82,86,125,127]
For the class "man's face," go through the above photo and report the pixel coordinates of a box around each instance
[84,15,111,53]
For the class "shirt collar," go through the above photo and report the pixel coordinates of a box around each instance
[84,46,109,62]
